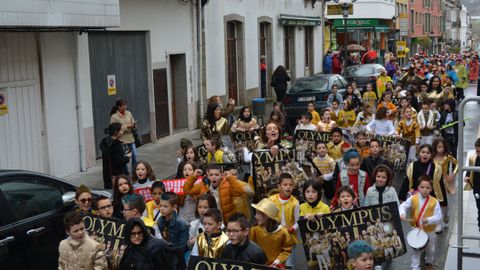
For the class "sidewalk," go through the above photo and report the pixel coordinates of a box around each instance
[64,129,202,189]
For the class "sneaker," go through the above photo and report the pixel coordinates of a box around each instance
[443,215,449,224]
[435,223,442,234]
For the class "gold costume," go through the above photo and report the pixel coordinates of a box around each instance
[196,232,229,258]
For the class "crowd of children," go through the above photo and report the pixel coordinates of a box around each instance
[59,52,480,270]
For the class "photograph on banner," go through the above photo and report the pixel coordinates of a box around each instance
[83,215,126,270]
[188,256,277,270]
[232,129,260,180]
[369,134,411,172]
[252,148,308,199]
[298,202,406,270]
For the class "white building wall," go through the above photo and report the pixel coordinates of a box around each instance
[460,6,468,47]
[39,32,81,177]
[116,0,197,130]
[326,0,395,20]
[204,0,324,99]
[0,0,119,27]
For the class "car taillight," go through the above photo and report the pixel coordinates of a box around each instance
[284,96,291,105]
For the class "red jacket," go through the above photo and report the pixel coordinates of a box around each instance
[332,55,342,74]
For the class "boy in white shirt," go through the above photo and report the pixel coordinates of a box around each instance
[294,111,317,133]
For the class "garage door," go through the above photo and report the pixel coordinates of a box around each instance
[88,31,150,157]
[0,32,46,172]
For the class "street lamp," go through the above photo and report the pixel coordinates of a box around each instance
[334,0,357,68]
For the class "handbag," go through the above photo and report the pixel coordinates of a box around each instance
[132,128,142,147]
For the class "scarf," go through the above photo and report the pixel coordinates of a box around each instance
[307,198,321,209]
[376,185,386,204]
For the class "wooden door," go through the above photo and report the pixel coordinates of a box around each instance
[226,22,238,101]
[153,68,170,138]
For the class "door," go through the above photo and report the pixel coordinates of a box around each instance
[0,32,46,172]
[89,32,151,156]
[153,68,170,138]
[170,54,188,130]
[0,177,72,269]
[226,22,238,101]
[259,22,273,98]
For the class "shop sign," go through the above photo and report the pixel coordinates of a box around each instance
[326,4,353,16]
[397,41,407,58]
[333,19,380,28]
[280,18,321,26]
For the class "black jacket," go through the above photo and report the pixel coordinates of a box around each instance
[99,137,129,189]
[360,155,390,185]
[220,239,267,265]
[271,69,291,93]
[119,218,185,270]
[438,110,458,142]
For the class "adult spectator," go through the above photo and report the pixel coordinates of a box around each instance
[110,100,137,169]
[332,52,342,74]
[221,213,268,265]
[271,65,291,102]
[208,95,235,124]
[385,57,397,78]
[100,123,130,189]
[454,57,468,100]
[323,50,333,74]
[469,54,478,83]
[400,66,423,89]
[376,67,393,99]
[119,218,185,270]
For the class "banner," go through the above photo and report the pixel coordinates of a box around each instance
[187,256,277,270]
[294,130,331,152]
[298,202,406,269]
[83,215,126,270]
[252,148,309,199]
[370,134,411,172]
[232,129,260,180]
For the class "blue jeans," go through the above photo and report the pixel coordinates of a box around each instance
[123,143,137,173]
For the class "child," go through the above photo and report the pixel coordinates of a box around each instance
[179,161,200,223]
[337,100,356,128]
[191,208,229,258]
[307,102,321,125]
[417,100,435,146]
[184,164,253,223]
[354,103,375,129]
[376,92,397,121]
[268,173,300,245]
[332,186,357,212]
[330,99,341,122]
[396,106,420,163]
[399,144,444,204]
[327,127,346,161]
[250,198,295,268]
[438,98,458,158]
[366,107,395,136]
[144,180,166,225]
[360,138,390,182]
[157,192,189,252]
[112,174,134,219]
[94,195,114,219]
[347,240,374,270]
[58,211,108,270]
[333,149,370,207]
[299,180,330,220]
[396,97,417,124]
[294,111,317,133]
[362,83,377,108]
[400,176,442,270]
[132,161,156,202]
[364,165,399,206]
[75,185,94,215]
[312,141,336,200]
[327,84,343,107]
[354,131,370,160]
[204,137,233,164]
[176,138,193,164]
[433,138,458,233]
[317,109,337,132]
[188,194,218,248]
[464,138,480,232]
[176,146,200,178]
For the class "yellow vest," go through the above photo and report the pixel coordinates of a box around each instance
[269,194,299,243]
[207,149,224,164]
[145,200,159,222]
[465,155,477,190]
[197,232,229,258]
[327,140,344,161]
[410,194,438,232]
[299,201,331,216]
[407,162,444,202]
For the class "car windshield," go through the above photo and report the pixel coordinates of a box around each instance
[288,77,329,93]
[344,66,376,77]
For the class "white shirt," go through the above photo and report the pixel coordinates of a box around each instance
[366,119,395,135]
[399,195,442,226]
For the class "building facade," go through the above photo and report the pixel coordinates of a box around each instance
[408,0,442,54]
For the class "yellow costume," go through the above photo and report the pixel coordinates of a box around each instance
[268,194,300,243]
[362,91,377,108]
[317,120,336,132]
[396,119,420,144]
[196,232,229,258]
[250,225,294,265]
[145,200,159,223]
[337,110,356,128]
[327,140,345,161]
[310,109,321,125]
[312,155,335,175]
[410,194,439,232]
[407,163,444,202]
[206,149,225,164]
[434,155,458,194]
[300,201,330,216]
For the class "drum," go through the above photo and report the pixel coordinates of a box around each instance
[406,228,429,250]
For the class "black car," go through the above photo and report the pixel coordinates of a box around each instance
[343,63,385,92]
[283,74,348,130]
[0,170,109,269]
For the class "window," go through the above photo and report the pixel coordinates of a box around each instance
[0,179,63,220]
[284,26,294,71]
[410,10,415,32]
[304,27,313,68]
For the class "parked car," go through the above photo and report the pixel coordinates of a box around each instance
[343,63,385,93]
[0,170,109,270]
[283,74,348,131]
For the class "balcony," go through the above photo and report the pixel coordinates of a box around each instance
[0,0,120,29]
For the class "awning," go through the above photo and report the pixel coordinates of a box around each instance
[333,19,391,33]
[279,14,322,26]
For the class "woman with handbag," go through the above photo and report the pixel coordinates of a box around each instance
[271,65,290,103]
[110,99,137,171]
[100,123,130,189]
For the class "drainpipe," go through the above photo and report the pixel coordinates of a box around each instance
[197,0,204,123]
[73,32,86,172]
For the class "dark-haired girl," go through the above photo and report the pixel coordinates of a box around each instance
[100,122,130,189]
[299,180,330,220]
[231,106,259,132]
[112,174,134,219]
[364,165,399,206]
[201,103,229,140]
